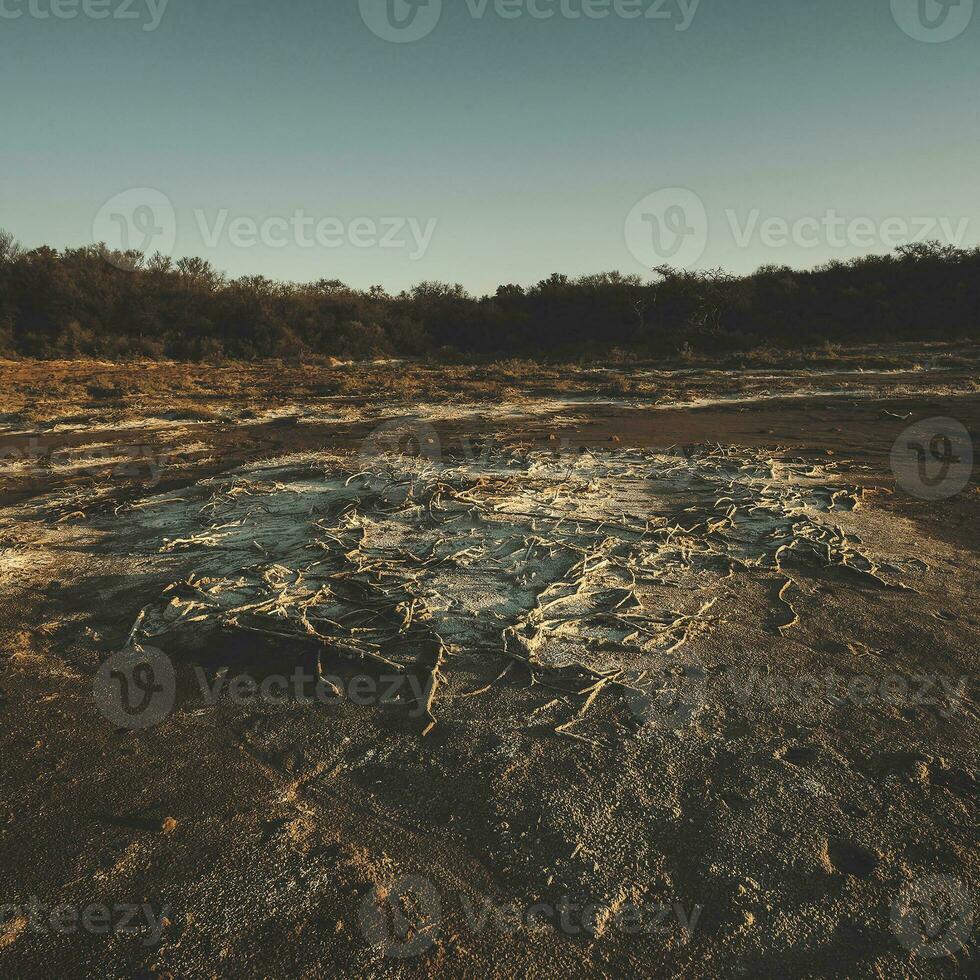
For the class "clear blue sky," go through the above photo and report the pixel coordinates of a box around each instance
[1,0,977,293]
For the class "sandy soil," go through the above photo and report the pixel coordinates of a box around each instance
[0,349,977,978]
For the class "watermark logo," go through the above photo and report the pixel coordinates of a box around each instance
[199,667,434,717]
[194,211,438,260]
[627,196,969,264]
[359,875,443,959]
[628,668,707,731]
[628,669,972,731]
[0,899,169,947]
[357,418,444,493]
[0,0,169,30]
[625,188,708,270]
[891,875,974,957]
[359,0,700,37]
[0,438,169,486]
[93,658,442,731]
[891,417,973,501]
[359,0,443,42]
[360,418,442,466]
[93,192,439,267]
[359,875,703,957]
[92,188,177,270]
[726,210,969,252]
[891,0,974,42]
[462,0,700,29]
[94,645,175,730]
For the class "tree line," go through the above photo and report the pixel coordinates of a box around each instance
[0,232,976,360]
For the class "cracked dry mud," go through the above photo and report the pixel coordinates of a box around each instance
[0,352,977,978]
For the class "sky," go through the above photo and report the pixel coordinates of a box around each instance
[1,0,977,294]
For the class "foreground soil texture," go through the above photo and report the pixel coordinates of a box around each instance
[0,345,977,978]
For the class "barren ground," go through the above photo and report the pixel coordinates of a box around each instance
[0,346,977,978]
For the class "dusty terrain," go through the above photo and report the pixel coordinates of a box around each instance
[0,346,977,978]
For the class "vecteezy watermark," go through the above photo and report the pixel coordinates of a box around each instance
[360,0,700,42]
[359,418,443,474]
[628,667,709,731]
[194,211,438,260]
[461,0,700,28]
[628,668,974,731]
[624,190,972,271]
[725,211,970,252]
[891,0,974,43]
[357,420,703,496]
[92,190,439,269]
[355,418,444,497]
[624,188,709,270]
[194,667,435,717]
[891,875,974,957]
[891,417,974,501]
[93,646,437,730]
[93,188,177,270]
[0,899,170,947]
[359,875,703,958]
[0,438,169,486]
[94,645,176,730]
[0,0,169,30]
[359,0,443,43]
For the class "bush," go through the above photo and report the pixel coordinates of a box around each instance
[0,232,976,360]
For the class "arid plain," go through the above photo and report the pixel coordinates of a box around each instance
[0,346,977,977]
